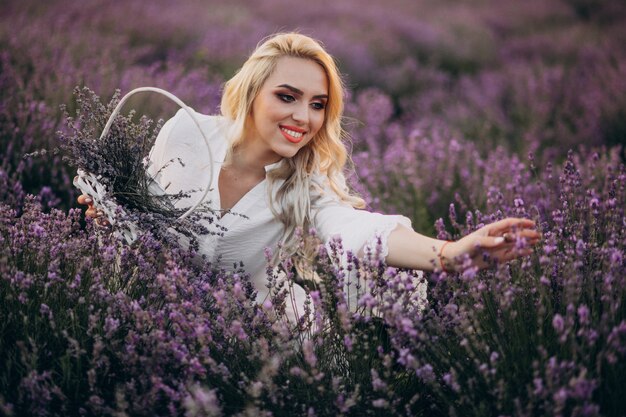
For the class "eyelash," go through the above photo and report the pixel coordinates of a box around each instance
[277,94,326,111]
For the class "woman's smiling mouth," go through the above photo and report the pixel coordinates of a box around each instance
[280,125,306,143]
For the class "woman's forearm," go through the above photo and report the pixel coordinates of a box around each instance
[385,218,540,272]
[385,224,450,271]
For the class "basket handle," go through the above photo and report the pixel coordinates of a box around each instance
[100,87,214,220]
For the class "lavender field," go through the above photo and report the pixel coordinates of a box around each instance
[1,0,625,415]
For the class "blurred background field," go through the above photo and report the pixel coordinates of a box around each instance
[1,1,625,416]
[1,0,625,227]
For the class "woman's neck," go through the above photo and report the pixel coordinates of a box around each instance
[225,140,282,177]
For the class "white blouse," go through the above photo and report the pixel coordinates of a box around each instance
[146,108,421,319]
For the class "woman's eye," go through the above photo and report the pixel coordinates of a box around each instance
[311,102,326,111]
[277,94,295,103]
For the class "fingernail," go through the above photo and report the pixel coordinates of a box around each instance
[85,197,92,203]
[494,237,504,244]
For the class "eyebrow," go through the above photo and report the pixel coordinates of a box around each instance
[277,84,328,100]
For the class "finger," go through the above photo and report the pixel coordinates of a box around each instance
[488,218,536,236]
[95,217,111,228]
[77,194,93,205]
[509,229,542,242]
[475,236,511,249]
[503,232,515,243]
[520,229,542,240]
[85,206,98,219]
[499,248,534,262]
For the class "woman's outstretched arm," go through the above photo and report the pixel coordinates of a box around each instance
[385,218,540,272]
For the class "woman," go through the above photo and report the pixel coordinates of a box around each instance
[79,33,540,318]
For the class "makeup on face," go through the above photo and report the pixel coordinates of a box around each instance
[246,57,329,162]
[279,124,307,144]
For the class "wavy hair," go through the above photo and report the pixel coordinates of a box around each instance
[220,32,365,261]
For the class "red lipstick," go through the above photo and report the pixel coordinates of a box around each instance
[279,125,306,143]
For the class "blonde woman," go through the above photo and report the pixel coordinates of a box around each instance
[79,33,540,318]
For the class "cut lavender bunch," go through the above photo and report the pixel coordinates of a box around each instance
[58,86,223,247]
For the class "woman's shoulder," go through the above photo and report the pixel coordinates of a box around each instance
[309,171,348,206]
[168,108,229,138]
[149,108,229,169]
[162,107,230,146]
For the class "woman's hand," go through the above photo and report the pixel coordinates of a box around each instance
[77,194,110,227]
[441,218,540,271]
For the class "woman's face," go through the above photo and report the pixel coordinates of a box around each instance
[247,56,328,162]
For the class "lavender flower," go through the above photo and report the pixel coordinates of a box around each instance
[58,86,228,249]
[2,1,625,415]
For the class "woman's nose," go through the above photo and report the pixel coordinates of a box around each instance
[291,103,309,124]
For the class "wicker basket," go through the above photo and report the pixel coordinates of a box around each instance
[72,87,214,243]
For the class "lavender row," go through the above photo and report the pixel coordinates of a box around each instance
[1,149,624,415]
[1,0,625,415]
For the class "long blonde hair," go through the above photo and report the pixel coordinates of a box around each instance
[220,32,365,260]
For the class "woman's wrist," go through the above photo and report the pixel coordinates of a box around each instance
[437,240,456,273]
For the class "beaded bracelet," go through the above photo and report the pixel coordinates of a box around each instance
[438,241,454,273]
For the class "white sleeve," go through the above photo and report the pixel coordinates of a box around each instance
[311,182,424,313]
[146,108,187,179]
[312,184,412,260]
[144,109,223,208]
